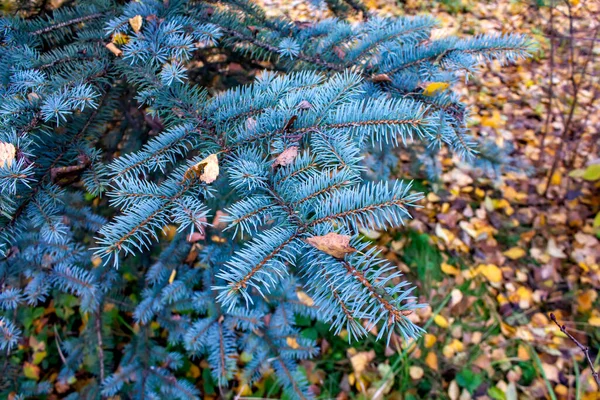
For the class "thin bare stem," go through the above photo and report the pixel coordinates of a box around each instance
[550,313,600,390]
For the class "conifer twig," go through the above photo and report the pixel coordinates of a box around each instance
[550,313,600,389]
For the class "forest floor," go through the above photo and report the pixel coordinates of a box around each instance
[247,0,600,399]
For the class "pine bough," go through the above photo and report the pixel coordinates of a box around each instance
[0,0,531,398]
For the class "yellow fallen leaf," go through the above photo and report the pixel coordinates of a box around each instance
[91,256,103,267]
[443,344,455,358]
[422,82,450,96]
[296,290,314,307]
[425,352,438,371]
[305,232,356,259]
[187,364,201,379]
[0,142,16,168]
[555,384,568,396]
[424,333,437,348]
[441,262,460,276]
[32,350,47,365]
[286,337,300,349]
[448,339,464,352]
[577,290,597,312]
[517,344,530,361]
[503,247,526,260]
[183,154,220,184]
[434,314,449,328]
[481,110,504,129]
[112,32,130,45]
[350,350,375,376]
[582,164,600,181]
[129,15,143,33]
[588,316,600,327]
[477,264,502,283]
[168,269,177,284]
[409,366,424,379]
[23,362,40,380]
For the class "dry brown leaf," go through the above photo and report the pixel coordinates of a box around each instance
[129,15,143,33]
[0,142,16,168]
[305,232,356,259]
[349,350,375,376]
[273,146,298,168]
[296,290,315,306]
[183,154,219,184]
[371,73,392,83]
[105,42,123,57]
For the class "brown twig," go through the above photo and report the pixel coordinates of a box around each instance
[538,0,555,166]
[550,313,600,390]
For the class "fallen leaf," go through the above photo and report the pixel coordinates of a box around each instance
[0,142,16,168]
[297,290,315,307]
[24,362,40,380]
[448,380,459,400]
[541,363,559,382]
[129,15,143,33]
[441,262,460,276]
[409,366,424,379]
[589,316,600,327]
[350,350,375,376]
[305,232,356,259]
[422,82,450,96]
[503,247,526,260]
[477,264,503,283]
[424,334,437,348]
[187,364,201,379]
[112,32,130,45]
[434,314,449,328]
[286,337,300,349]
[582,164,600,181]
[425,352,438,371]
[183,154,219,184]
[273,146,298,167]
[547,238,566,258]
[105,42,123,57]
[372,74,392,82]
[481,110,504,129]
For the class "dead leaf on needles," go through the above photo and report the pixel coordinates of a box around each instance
[305,232,356,259]
[0,142,16,168]
[183,154,219,184]
[129,15,143,33]
[273,146,298,167]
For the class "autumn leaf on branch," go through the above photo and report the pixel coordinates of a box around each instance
[305,232,357,259]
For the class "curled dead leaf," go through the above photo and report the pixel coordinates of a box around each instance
[105,42,123,57]
[129,15,143,33]
[372,73,392,83]
[183,154,219,184]
[273,146,298,168]
[0,142,16,168]
[305,232,356,259]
